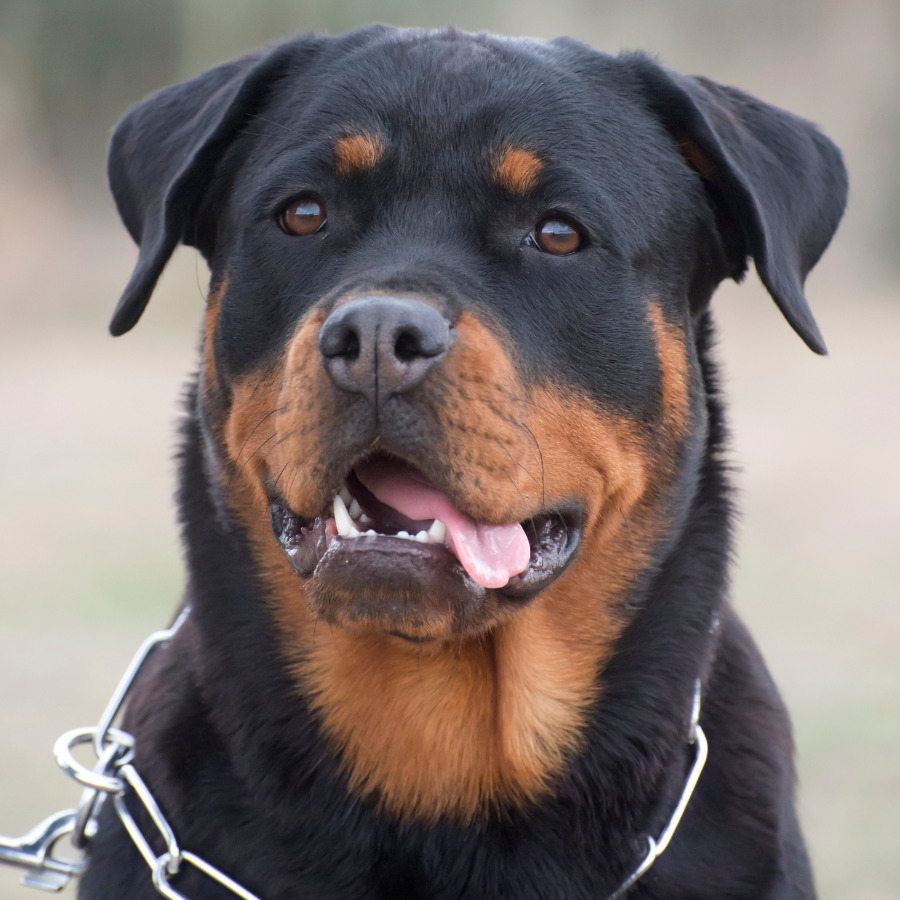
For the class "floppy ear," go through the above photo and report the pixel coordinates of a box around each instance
[107,40,310,336]
[630,56,848,354]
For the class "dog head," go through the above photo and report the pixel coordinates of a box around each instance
[107,27,846,820]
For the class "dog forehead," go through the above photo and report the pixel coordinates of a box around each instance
[258,30,643,161]
[321,30,560,106]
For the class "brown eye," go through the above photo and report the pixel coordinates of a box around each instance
[532,217,583,255]
[278,198,327,235]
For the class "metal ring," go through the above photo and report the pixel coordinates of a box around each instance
[70,736,124,848]
[54,727,134,794]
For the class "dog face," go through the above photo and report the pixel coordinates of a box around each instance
[213,36,710,629]
[108,27,846,821]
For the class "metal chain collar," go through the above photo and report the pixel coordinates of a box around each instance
[1,607,260,899]
[609,681,708,899]
[0,608,706,898]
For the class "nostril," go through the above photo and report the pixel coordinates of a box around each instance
[392,316,451,362]
[394,328,424,362]
[338,328,361,361]
[320,322,360,361]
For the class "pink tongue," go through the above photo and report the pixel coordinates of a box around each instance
[355,460,531,589]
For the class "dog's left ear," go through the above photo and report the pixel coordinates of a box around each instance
[107,40,318,336]
[631,57,848,354]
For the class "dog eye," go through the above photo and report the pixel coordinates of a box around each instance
[529,217,583,255]
[278,197,327,236]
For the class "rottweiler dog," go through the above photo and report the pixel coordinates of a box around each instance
[81,25,847,900]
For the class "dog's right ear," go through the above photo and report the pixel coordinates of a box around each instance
[626,55,847,355]
[107,41,308,336]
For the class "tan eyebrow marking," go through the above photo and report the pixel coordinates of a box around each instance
[493,145,543,195]
[334,132,386,177]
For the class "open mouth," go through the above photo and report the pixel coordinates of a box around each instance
[269,454,581,599]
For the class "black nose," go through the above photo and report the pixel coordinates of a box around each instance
[318,296,452,404]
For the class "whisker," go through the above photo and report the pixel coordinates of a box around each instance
[494,436,543,494]
[272,461,291,493]
[518,421,546,508]
[501,470,534,526]
[237,406,286,460]
[238,430,278,475]
[284,464,302,503]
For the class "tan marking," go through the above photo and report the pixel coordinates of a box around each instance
[200,280,226,414]
[281,371,660,822]
[212,306,678,823]
[677,138,716,180]
[221,307,332,514]
[493,145,543,196]
[334,132,386,177]
[648,303,690,437]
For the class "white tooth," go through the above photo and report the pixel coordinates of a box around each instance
[397,530,410,539]
[333,494,355,537]
[365,529,377,536]
[349,498,362,519]
[427,519,446,544]
[359,513,371,525]
[340,486,352,505]
[415,530,428,543]
[348,525,360,537]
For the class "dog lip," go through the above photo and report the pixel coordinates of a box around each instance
[497,507,583,599]
[268,489,583,603]
[269,501,330,576]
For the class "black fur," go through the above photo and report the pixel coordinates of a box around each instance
[83,26,846,899]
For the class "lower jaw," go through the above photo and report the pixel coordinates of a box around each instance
[269,504,582,638]
[295,537,504,640]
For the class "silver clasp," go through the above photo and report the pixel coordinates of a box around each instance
[0,810,84,892]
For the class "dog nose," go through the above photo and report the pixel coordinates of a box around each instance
[318,296,452,402]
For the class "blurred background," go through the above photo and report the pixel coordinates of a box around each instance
[0,1,897,897]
